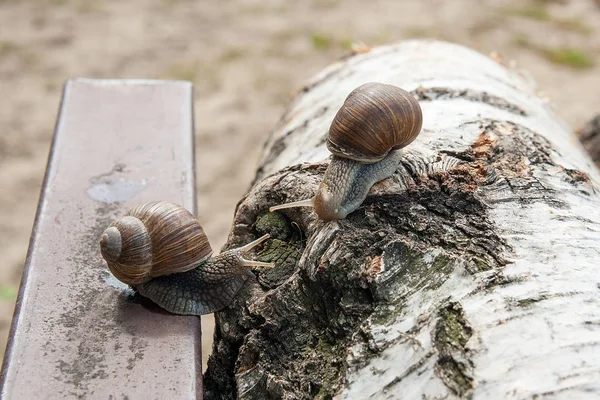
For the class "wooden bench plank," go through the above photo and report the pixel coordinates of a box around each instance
[0,79,202,399]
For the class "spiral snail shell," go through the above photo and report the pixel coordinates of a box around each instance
[270,82,422,221]
[100,201,273,315]
[100,201,213,285]
[327,82,422,162]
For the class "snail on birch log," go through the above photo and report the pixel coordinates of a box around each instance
[270,82,422,221]
[99,201,273,315]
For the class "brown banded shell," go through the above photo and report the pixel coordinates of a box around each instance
[327,82,423,163]
[99,201,213,285]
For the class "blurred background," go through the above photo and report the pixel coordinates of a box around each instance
[1,0,599,369]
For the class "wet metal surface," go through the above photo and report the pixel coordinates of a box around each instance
[87,178,148,203]
[0,79,202,399]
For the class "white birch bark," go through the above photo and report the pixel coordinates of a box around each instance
[204,40,600,400]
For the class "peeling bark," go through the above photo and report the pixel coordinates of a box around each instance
[203,41,600,399]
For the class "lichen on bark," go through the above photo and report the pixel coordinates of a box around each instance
[433,302,474,397]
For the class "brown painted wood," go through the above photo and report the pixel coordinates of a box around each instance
[1,79,202,399]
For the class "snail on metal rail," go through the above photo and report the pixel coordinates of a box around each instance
[270,82,422,221]
[100,201,273,315]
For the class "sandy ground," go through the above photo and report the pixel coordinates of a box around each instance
[1,0,599,369]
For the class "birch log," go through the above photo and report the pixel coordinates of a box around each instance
[203,40,600,400]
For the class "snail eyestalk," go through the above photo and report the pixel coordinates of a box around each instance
[269,198,314,212]
[238,233,275,268]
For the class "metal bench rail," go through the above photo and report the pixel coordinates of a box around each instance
[1,79,202,399]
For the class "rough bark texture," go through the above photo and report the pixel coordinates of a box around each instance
[577,114,600,167]
[203,40,600,399]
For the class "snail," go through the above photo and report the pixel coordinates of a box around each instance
[269,82,422,221]
[99,201,274,315]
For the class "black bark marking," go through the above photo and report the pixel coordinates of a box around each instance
[382,350,436,391]
[564,168,593,188]
[255,106,331,184]
[412,87,527,116]
[258,120,309,171]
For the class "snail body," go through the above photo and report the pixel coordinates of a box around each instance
[100,201,273,315]
[270,82,422,221]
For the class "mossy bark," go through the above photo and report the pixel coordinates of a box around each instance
[203,41,600,399]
